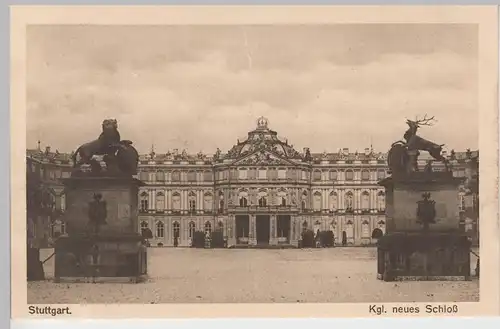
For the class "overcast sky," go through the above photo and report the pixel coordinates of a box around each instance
[27,24,478,154]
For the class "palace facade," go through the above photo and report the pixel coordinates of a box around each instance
[26,117,479,248]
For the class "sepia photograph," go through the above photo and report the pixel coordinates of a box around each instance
[10,5,499,318]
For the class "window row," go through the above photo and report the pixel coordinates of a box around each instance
[141,220,221,240]
[140,191,215,212]
[139,171,213,182]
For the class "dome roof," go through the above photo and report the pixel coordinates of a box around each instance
[224,117,303,160]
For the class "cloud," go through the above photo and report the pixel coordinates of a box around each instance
[26,25,478,154]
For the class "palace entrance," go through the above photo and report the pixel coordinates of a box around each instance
[235,215,250,243]
[256,215,270,244]
[277,215,291,243]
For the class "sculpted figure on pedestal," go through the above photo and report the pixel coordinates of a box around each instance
[387,115,450,175]
[71,119,139,176]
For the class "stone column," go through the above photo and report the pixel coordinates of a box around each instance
[270,215,277,245]
[227,215,236,247]
[249,214,257,245]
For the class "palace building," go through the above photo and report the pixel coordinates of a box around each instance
[26,117,479,248]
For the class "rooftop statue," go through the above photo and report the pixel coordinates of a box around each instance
[387,115,450,175]
[71,119,139,176]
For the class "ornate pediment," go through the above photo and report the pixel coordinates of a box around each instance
[232,149,297,166]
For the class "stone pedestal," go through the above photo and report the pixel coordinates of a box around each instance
[376,172,470,281]
[54,176,147,283]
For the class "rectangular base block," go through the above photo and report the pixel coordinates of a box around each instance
[54,275,147,284]
[54,234,147,283]
[377,232,471,282]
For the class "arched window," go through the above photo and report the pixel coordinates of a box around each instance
[329,191,338,211]
[140,191,149,212]
[346,219,354,238]
[377,191,385,211]
[377,169,386,180]
[172,192,181,211]
[171,171,181,182]
[204,221,212,235]
[345,170,354,180]
[204,171,213,182]
[313,170,322,181]
[219,200,224,212]
[187,171,197,182]
[189,221,196,238]
[329,170,338,181]
[203,192,213,211]
[313,191,322,211]
[140,221,149,230]
[188,191,196,212]
[345,191,354,212]
[258,197,267,207]
[218,221,224,231]
[156,191,165,211]
[301,200,306,211]
[281,197,287,206]
[361,170,370,181]
[173,221,180,239]
[156,221,165,238]
[361,191,370,210]
[371,228,384,239]
[239,197,248,207]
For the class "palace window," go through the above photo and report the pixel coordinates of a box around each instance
[459,193,466,211]
[140,221,149,231]
[173,221,180,239]
[268,169,278,180]
[60,221,66,235]
[240,197,248,207]
[219,200,224,212]
[189,221,196,238]
[377,169,386,180]
[281,197,287,207]
[148,172,156,182]
[203,171,212,181]
[239,168,248,180]
[361,191,370,210]
[156,171,165,182]
[218,221,224,231]
[329,170,338,181]
[345,192,354,212]
[204,221,212,235]
[188,191,196,212]
[258,168,267,179]
[377,191,385,211]
[189,199,196,212]
[258,197,267,207]
[248,168,257,180]
[230,169,238,180]
[187,171,197,182]
[313,170,322,181]
[313,192,322,211]
[345,170,354,181]
[329,191,338,211]
[362,220,370,238]
[172,192,181,211]
[301,200,307,211]
[278,168,286,179]
[156,192,165,211]
[156,221,165,238]
[302,220,308,230]
[171,171,181,182]
[204,192,213,211]
[140,191,149,212]
[361,170,370,181]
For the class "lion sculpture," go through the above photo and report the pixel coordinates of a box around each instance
[72,119,139,176]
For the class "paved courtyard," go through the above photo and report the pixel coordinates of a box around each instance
[28,247,479,304]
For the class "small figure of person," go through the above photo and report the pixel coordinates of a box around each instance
[174,235,179,248]
[315,229,321,248]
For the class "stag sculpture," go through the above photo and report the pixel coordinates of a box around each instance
[388,115,450,175]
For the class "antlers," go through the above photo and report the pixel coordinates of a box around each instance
[414,114,436,127]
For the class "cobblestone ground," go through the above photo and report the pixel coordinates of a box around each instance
[28,247,479,304]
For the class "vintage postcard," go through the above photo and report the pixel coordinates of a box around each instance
[10,5,500,318]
